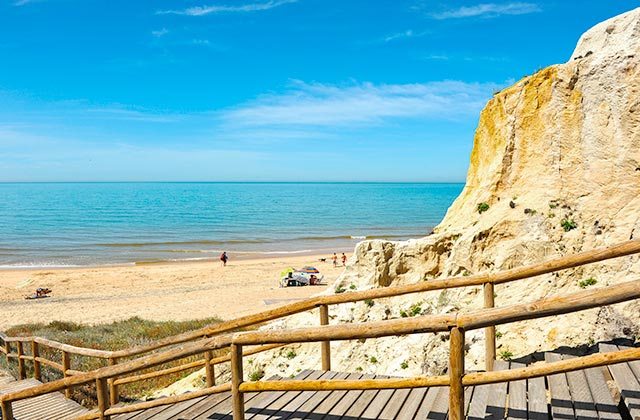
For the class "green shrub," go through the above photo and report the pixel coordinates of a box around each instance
[409,303,423,317]
[499,350,514,360]
[477,202,490,214]
[578,277,597,288]
[249,368,265,381]
[364,299,374,307]
[400,310,408,318]
[335,285,346,294]
[495,331,503,339]
[285,349,297,360]
[400,361,409,369]
[349,284,357,290]
[561,218,577,231]
[369,356,378,364]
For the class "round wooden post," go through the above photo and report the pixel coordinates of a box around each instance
[108,358,119,406]
[483,282,496,371]
[96,377,111,420]
[449,326,465,420]
[16,342,25,380]
[205,351,215,387]
[319,304,331,371]
[231,344,245,420]
[1,400,13,420]
[62,351,71,398]
[31,341,41,381]
[4,341,10,366]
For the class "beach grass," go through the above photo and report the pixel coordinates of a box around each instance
[1,316,224,406]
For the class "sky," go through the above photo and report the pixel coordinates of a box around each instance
[0,1,637,182]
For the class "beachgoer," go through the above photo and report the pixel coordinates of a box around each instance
[220,251,228,267]
[341,253,347,266]
[332,253,337,267]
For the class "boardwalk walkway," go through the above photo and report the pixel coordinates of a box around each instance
[107,344,639,420]
[0,371,89,419]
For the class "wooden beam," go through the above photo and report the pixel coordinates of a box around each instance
[449,327,465,420]
[31,341,41,381]
[16,342,25,380]
[96,377,110,420]
[239,375,449,392]
[1,400,13,420]
[108,358,118,406]
[319,304,331,371]
[458,278,640,330]
[231,344,244,420]
[204,351,215,387]
[62,351,71,399]
[483,282,496,371]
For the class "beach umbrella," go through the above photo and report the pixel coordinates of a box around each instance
[280,267,295,277]
[299,266,320,274]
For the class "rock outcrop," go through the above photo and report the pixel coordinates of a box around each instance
[158,8,640,395]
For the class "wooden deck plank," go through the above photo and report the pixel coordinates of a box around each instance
[299,372,363,418]
[146,396,208,420]
[505,362,527,420]
[527,374,549,420]
[253,370,333,420]
[583,366,620,420]
[174,393,232,420]
[319,373,373,418]
[339,375,388,418]
[394,385,429,420]
[274,371,339,420]
[262,371,350,420]
[484,360,509,420]
[377,386,411,419]
[600,343,640,420]
[467,382,490,420]
[546,352,576,419]
[425,386,449,420]
[358,386,397,419]
[563,354,598,420]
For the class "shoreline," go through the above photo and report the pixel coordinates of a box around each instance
[0,252,349,330]
[0,246,356,271]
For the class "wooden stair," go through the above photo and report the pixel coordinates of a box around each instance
[0,371,89,420]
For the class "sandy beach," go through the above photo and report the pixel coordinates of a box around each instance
[0,254,348,330]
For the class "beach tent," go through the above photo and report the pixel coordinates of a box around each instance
[280,267,295,277]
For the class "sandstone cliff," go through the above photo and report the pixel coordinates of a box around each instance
[158,7,640,395]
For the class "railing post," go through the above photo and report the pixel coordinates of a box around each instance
[96,377,111,420]
[1,400,13,420]
[62,351,71,398]
[231,344,245,420]
[31,341,41,381]
[319,304,331,371]
[205,351,216,387]
[4,341,9,366]
[483,282,496,371]
[108,357,119,405]
[16,342,25,380]
[449,326,465,420]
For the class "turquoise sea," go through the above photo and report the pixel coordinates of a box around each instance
[0,183,463,268]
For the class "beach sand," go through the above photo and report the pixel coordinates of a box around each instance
[0,254,347,330]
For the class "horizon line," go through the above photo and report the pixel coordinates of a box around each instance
[0,180,467,184]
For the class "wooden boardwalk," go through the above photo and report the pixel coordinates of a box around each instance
[109,345,639,420]
[2,344,640,419]
[0,371,89,419]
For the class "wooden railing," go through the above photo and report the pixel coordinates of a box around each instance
[1,240,640,419]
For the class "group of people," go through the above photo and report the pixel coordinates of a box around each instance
[332,252,347,267]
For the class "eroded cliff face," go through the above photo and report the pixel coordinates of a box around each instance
[159,8,640,395]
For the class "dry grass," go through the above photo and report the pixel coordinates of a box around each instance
[1,316,224,406]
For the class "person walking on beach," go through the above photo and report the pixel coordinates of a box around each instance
[332,253,338,268]
[220,251,228,267]
[341,253,347,266]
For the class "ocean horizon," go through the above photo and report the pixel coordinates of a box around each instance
[0,182,463,269]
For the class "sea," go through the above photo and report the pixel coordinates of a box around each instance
[0,183,464,269]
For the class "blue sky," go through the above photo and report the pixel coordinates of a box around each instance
[1,1,637,182]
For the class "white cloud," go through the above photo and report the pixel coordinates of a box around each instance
[431,2,541,19]
[222,79,502,127]
[157,0,297,16]
[384,29,427,43]
[151,28,169,37]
